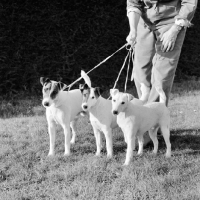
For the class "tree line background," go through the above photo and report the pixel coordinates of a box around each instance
[0,0,200,96]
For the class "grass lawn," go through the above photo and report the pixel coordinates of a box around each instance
[0,80,200,200]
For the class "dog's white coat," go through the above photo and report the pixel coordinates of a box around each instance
[111,87,171,165]
[81,88,151,158]
[82,88,117,158]
[42,84,83,156]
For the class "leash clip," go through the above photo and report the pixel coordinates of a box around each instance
[126,42,136,51]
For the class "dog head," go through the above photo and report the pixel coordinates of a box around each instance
[40,77,66,107]
[79,83,102,111]
[110,89,134,115]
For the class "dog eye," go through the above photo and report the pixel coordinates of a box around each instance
[121,102,125,104]
[113,100,116,102]
[91,96,95,99]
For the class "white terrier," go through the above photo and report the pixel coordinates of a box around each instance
[80,71,151,158]
[80,83,117,158]
[110,86,171,165]
[40,77,84,156]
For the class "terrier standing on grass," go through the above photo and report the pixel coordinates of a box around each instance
[80,71,151,158]
[40,77,84,156]
[111,86,171,165]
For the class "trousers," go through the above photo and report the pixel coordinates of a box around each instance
[131,18,186,105]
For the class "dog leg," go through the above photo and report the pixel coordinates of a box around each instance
[48,121,56,156]
[124,132,136,165]
[137,134,144,156]
[123,130,128,144]
[70,117,78,144]
[103,127,113,158]
[161,126,171,158]
[149,127,159,155]
[93,127,102,156]
[63,124,71,156]
[123,128,135,150]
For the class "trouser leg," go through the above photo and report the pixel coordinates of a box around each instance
[132,18,156,98]
[148,25,186,105]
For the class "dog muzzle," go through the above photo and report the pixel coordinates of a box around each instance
[82,103,88,111]
[112,110,118,115]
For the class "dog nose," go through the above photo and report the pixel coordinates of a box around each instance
[83,105,88,109]
[113,110,118,115]
[44,101,49,107]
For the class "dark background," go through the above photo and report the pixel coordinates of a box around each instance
[0,0,200,96]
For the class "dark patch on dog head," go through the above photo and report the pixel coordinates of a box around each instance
[42,81,52,96]
[40,77,50,86]
[58,81,66,90]
[79,83,89,93]
[80,84,91,105]
[49,82,61,99]
[42,79,63,100]
[94,87,102,98]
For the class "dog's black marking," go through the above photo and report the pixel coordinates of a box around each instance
[79,83,89,93]
[40,77,50,86]
[50,83,60,99]
[79,84,103,99]
[94,87,102,98]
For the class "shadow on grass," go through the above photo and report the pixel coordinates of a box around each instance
[155,129,200,156]
[111,128,200,156]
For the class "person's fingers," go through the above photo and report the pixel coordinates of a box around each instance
[160,34,165,42]
[161,38,168,52]
[170,42,175,51]
[166,41,172,52]
[127,34,136,46]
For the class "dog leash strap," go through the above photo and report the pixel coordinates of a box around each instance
[112,50,130,91]
[64,43,127,91]
[124,49,132,92]
[107,45,135,99]
[106,50,130,100]
[86,43,127,75]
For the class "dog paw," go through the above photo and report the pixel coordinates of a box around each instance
[137,151,143,156]
[166,153,171,158]
[64,152,71,156]
[47,152,55,157]
[107,154,113,159]
[95,152,101,157]
[70,139,75,145]
[123,162,130,166]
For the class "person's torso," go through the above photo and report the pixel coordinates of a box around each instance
[142,0,181,26]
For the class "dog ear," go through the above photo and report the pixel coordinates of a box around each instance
[126,93,134,101]
[58,81,67,90]
[79,84,85,92]
[40,77,50,86]
[94,87,102,97]
[79,83,89,92]
[81,70,92,88]
[110,89,119,97]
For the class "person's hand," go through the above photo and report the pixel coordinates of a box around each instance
[160,25,180,52]
[126,31,137,47]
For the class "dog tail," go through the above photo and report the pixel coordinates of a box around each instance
[155,86,166,104]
